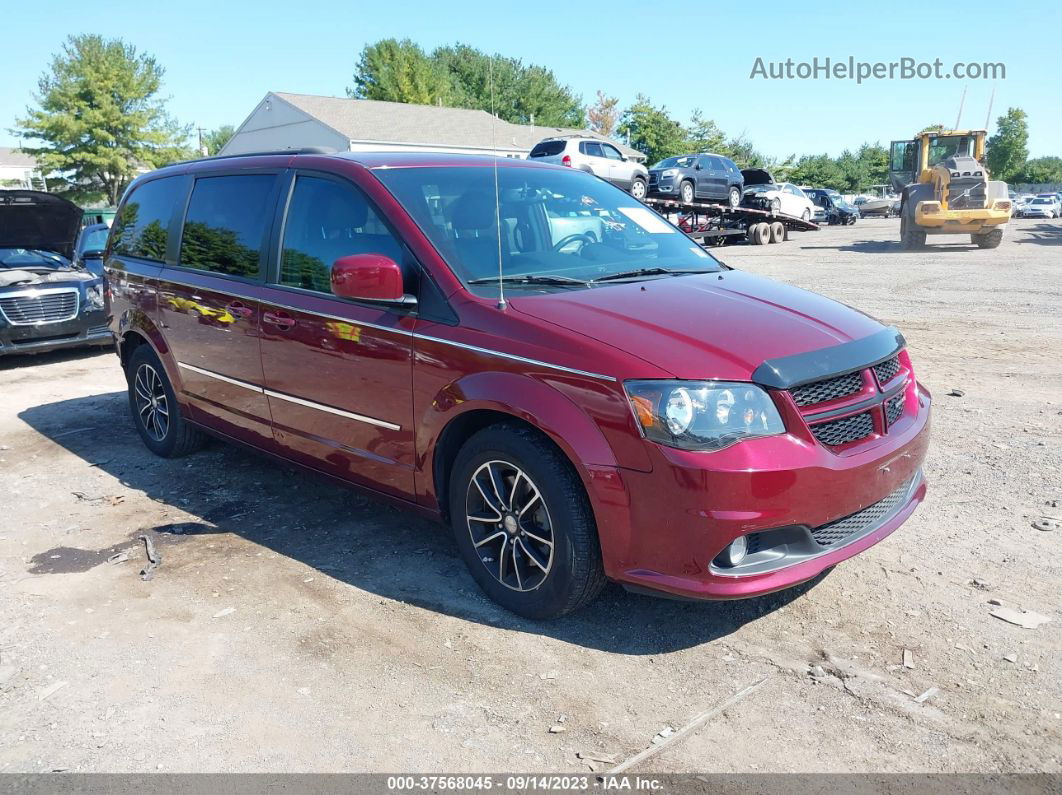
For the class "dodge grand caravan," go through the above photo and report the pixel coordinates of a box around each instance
[105,150,930,619]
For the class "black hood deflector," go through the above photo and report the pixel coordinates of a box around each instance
[0,190,83,260]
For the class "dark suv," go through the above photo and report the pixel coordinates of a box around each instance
[106,150,930,619]
[647,153,744,207]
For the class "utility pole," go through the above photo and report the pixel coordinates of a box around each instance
[196,126,208,156]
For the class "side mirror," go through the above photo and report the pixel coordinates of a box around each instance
[694,162,702,170]
[331,254,412,304]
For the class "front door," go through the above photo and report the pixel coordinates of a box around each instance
[157,171,281,447]
[600,142,632,189]
[258,172,417,498]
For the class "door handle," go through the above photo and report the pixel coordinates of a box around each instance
[263,309,296,330]
[226,301,254,318]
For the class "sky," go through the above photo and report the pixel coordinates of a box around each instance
[2,0,1060,161]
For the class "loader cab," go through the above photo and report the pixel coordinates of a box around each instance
[890,130,987,192]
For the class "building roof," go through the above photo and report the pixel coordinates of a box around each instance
[269,92,645,161]
[0,147,38,168]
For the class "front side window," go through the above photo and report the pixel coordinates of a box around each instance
[601,144,624,161]
[279,176,403,293]
[112,176,183,261]
[707,156,725,171]
[374,164,723,296]
[179,174,276,278]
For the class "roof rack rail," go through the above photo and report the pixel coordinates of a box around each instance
[170,146,337,166]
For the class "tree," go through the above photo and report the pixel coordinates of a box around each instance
[432,45,584,127]
[788,154,846,190]
[13,34,191,205]
[587,91,620,137]
[617,95,688,165]
[986,107,1029,183]
[1015,156,1062,185]
[348,38,453,106]
[685,110,725,154]
[201,124,235,156]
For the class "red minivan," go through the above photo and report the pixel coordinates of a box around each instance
[105,150,930,618]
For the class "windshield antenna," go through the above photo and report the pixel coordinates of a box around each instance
[489,56,506,310]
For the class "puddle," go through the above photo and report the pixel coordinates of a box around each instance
[26,522,213,575]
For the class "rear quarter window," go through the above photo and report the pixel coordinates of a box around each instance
[112,176,184,261]
[529,141,566,157]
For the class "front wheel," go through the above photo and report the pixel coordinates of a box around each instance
[679,181,695,204]
[801,209,811,222]
[900,214,927,250]
[449,424,606,619]
[770,198,781,214]
[126,344,207,458]
[629,177,647,200]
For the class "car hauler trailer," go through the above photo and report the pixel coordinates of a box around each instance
[643,196,819,246]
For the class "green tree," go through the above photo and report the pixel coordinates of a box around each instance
[13,34,191,205]
[201,124,235,155]
[432,45,584,126]
[348,38,453,105]
[985,107,1029,183]
[587,91,620,137]
[618,95,688,165]
[788,154,846,189]
[685,110,726,154]
[1015,156,1062,185]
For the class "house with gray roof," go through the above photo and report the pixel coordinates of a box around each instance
[220,92,644,162]
[0,147,43,189]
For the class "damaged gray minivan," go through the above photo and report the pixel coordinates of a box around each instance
[0,190,110,356]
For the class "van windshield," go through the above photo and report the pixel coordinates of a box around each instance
[374,165,722,295]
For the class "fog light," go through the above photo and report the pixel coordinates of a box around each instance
[716,535,748,568]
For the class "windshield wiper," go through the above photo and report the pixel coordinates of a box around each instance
[468,274,588,286]
[591,267,717,283]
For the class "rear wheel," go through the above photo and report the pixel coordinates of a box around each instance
[769,221,785,243]
[727,186,741,208]
[749,222,771,245]
[900,214,927,250]
[449,424,606,619]
[972,228,1004,249]
[629,177,647,200]
[679,181,695,204]
[126,345,206,458]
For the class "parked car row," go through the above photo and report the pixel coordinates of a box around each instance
[529,136,649,199]
[1013,193,1061,218]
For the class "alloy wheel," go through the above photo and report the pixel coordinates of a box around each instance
[133,363,169,442]
[465,460,554,592]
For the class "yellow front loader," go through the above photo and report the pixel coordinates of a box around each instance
[889,129,1011,249]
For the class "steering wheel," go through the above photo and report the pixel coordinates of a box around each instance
[552,233,595,253]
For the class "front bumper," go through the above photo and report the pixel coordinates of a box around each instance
[587,381,931,600]
[0,317,112,356]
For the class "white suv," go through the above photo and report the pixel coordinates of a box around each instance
[529,137,649,199]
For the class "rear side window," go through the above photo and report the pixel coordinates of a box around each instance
[112,176,183,261]
[529,141,566,157]
[179,174,276,278]
[580,141,604,157]
[279,176,403,293]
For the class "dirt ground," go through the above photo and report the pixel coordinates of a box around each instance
[1,217,1060,774]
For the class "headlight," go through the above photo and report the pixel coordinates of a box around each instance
[85,284,105,309]
[625,380,785,451]
[661,169,678,177]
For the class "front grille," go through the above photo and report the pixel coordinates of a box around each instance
[0,289,79,325]
[885,393,905,425]
[810,411,874,447]
[873,356,901,385]
[811,476,915,547]
[790,371,863,407]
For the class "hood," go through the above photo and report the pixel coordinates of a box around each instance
[740,168,774,187]
[509,270,884,381]
[0,190,83,260]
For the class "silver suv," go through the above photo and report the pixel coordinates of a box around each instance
[529,137,648,199]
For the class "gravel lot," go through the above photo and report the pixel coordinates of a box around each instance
[1,217,1059,774]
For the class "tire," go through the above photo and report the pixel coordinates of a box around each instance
[126,344,207,458]
[679,181,695,204]
[749,222,771,245]
[899,214,926,250]
[727,186,741,208]
[801,209,811,222]
[769,221,785,243]
[629,177,647,200]
[448,424,606,619]
[972,228,1004,249]
[770,198,781,214]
